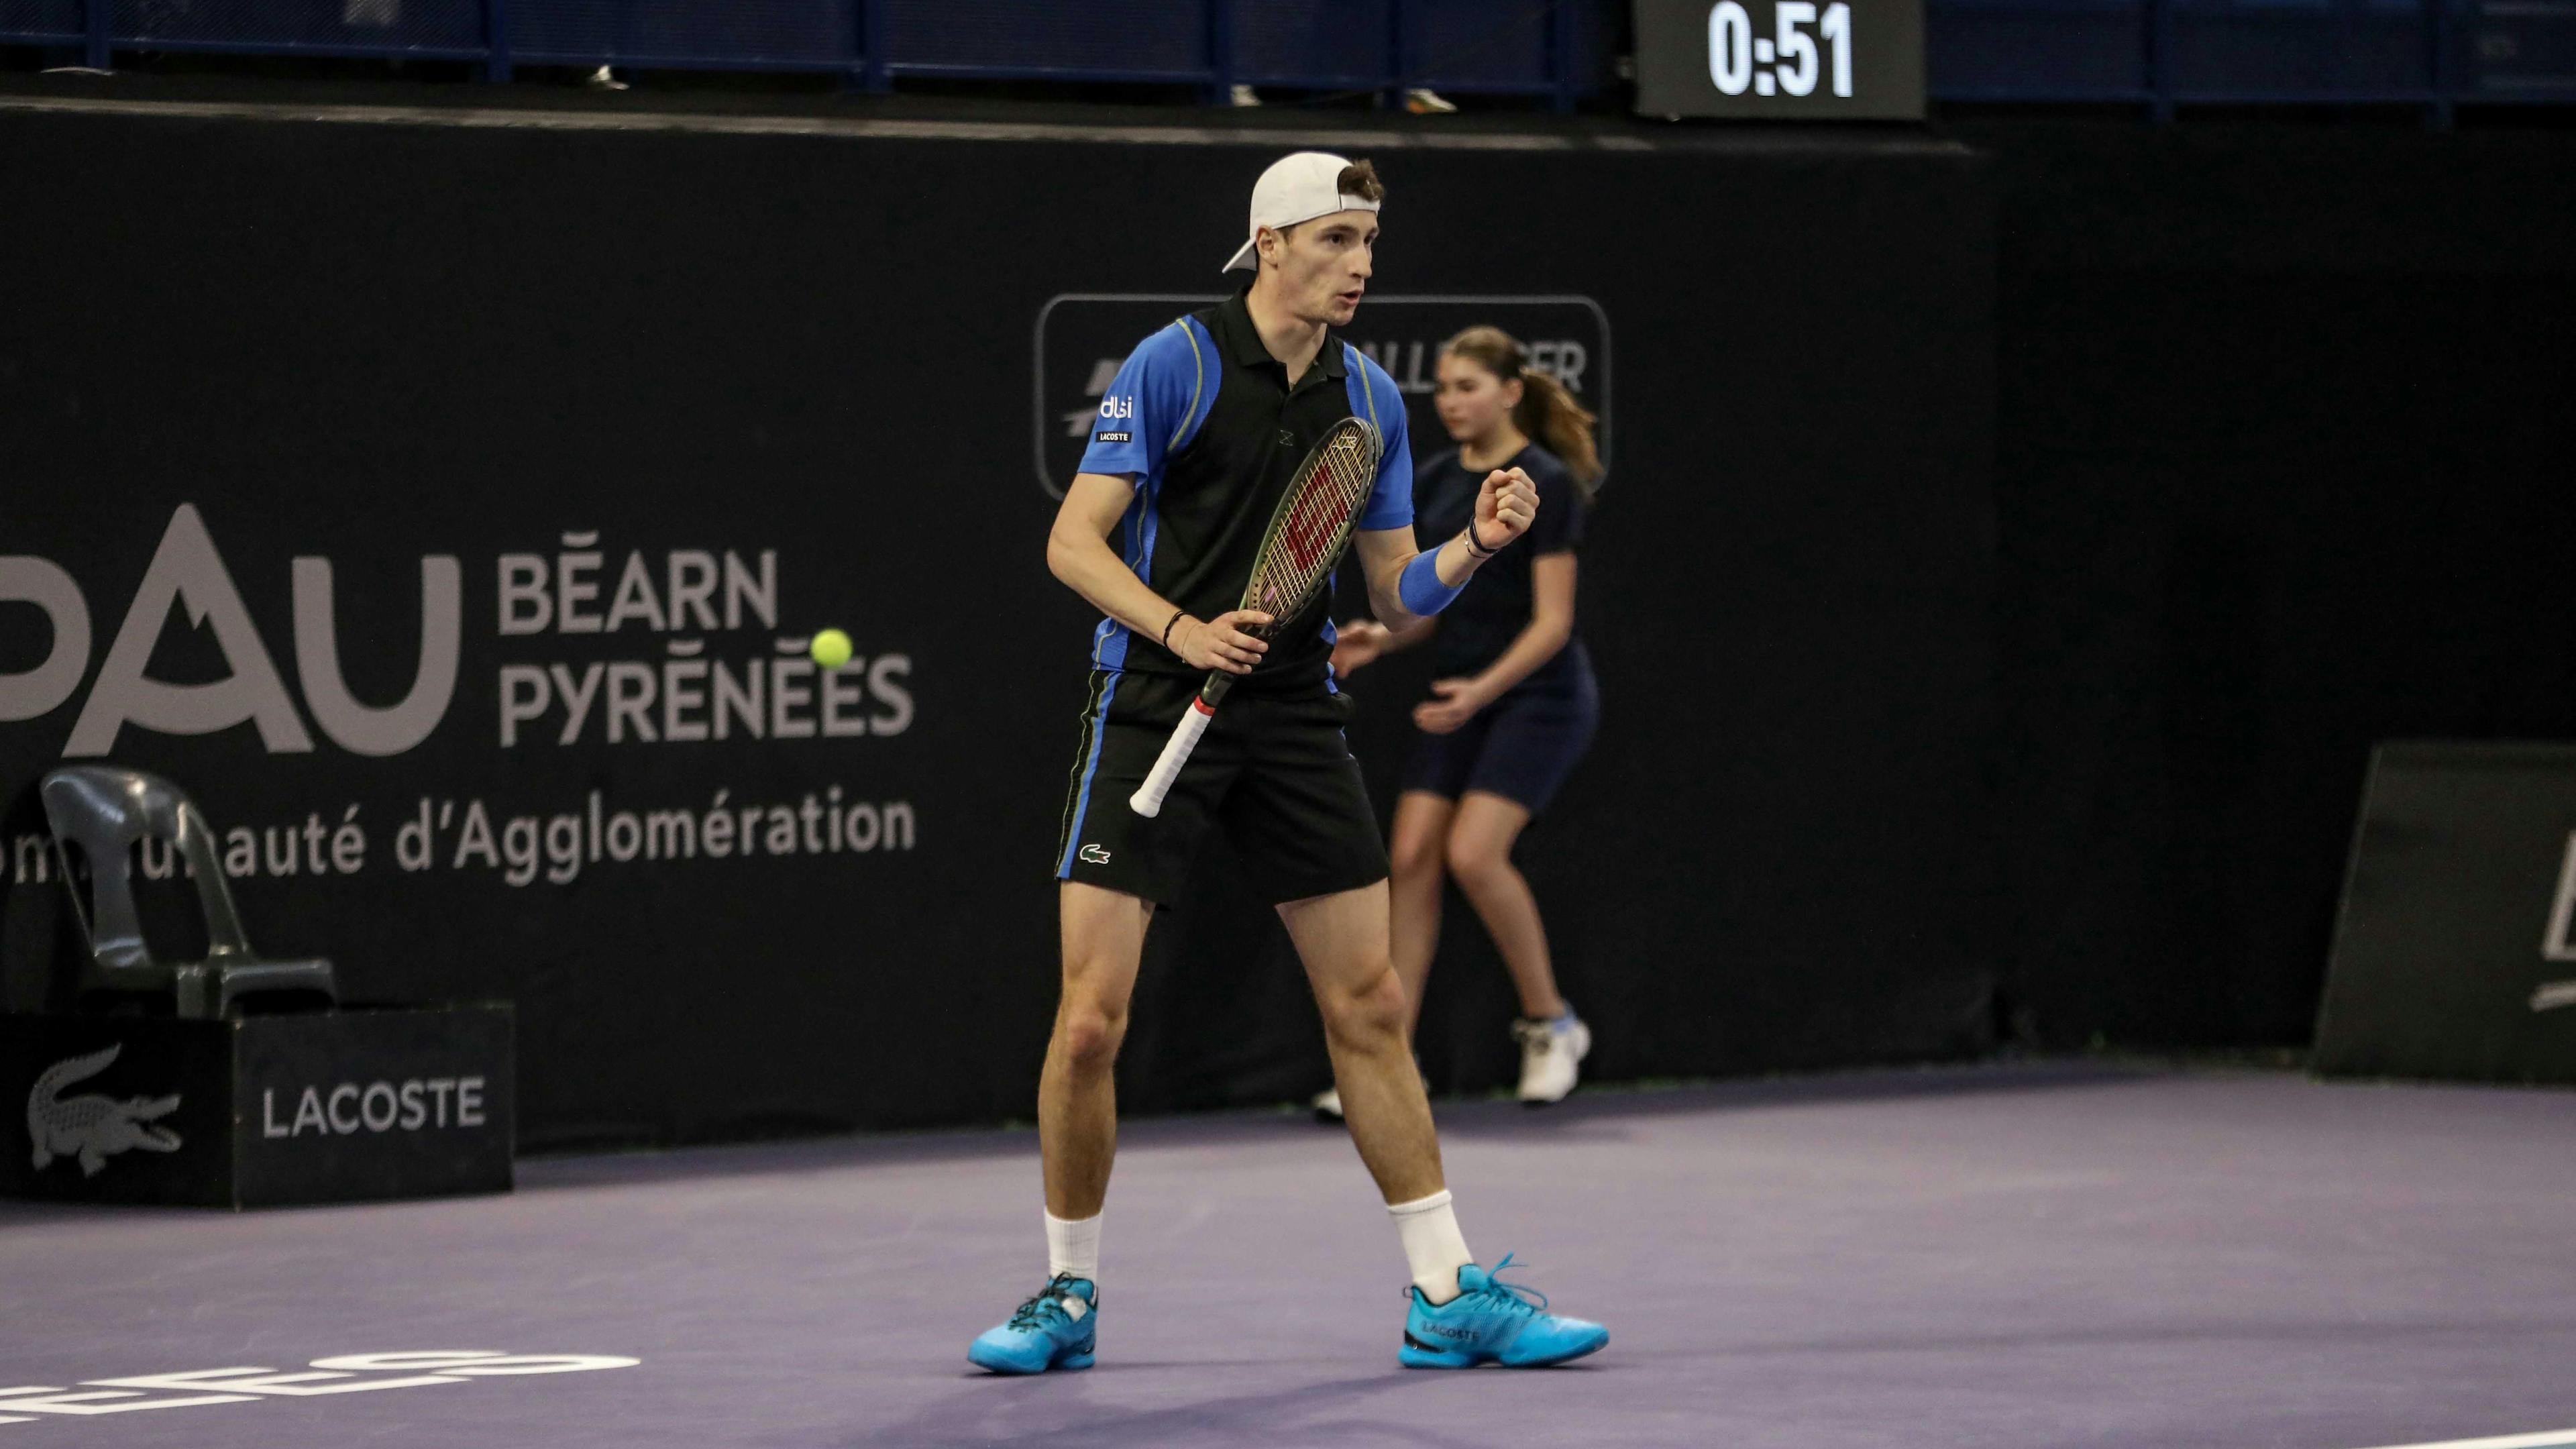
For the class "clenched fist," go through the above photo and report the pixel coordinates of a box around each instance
[1474,467,1540,551]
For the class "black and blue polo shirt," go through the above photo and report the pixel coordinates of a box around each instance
[1077,287,1413,695]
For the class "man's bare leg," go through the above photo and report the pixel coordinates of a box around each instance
[1041,881,1151,1221]
[966,881,1143,1374]
[1277,881,1473,1305]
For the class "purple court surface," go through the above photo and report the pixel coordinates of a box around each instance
[6,1062,2575,1448]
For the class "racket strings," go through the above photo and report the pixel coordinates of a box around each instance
[1244,437,1373,631]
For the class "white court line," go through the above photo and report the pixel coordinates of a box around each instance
[2349,1423,2576,1433]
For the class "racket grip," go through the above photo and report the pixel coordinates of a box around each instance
[1130,698,1216,818]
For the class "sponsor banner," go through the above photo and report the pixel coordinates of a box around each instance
[2314,743,2576,1083]
[0,495,946,1147]
[233,1006,514,1205]
[1,506,916,794]
[1,107,2001,1141]
[2,1006,513,1207]
[1034,294,1611,500]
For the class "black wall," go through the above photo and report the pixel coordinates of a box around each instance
[0,109,2002,1144]
[1964,120,2576,1050]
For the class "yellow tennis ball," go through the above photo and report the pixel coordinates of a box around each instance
[810,628,853,670]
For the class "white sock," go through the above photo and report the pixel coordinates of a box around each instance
[1045,1210,1100,1284]
[1387,1189,1474,1305]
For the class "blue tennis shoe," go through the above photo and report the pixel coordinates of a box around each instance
[1399,1255,1607,1368]
[967,1273,1097,1375]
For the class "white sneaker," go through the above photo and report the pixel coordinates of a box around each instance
[586,65,629,91]
[1513,1014,1590,1106]
[1229,84,1263,108]
[1313,1056,1431,1124]
[1404,87,1457,114]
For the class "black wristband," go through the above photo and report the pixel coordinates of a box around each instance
[1160,608,1187,651]
[1464,520,1500,558]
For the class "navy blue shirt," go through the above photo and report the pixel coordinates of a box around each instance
[1077,289,1413,694]
[1411,443,1589,692]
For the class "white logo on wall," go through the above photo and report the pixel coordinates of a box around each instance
[0,1351,636,1426]
[0,504,462,758]
[0,507,914,758]
[1033,293,1611,500]
[25,1044,180,1179]
[2532,830,2576,1013]
[261,1075,488,1139]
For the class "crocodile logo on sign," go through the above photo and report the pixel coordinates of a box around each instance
[28,1044,182,1177]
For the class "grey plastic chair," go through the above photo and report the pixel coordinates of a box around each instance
[39,766,337,1018]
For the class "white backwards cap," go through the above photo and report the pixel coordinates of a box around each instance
[1221,150,1380,274]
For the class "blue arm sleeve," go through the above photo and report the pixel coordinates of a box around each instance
[1398,547,1466,616]
[1078,320,1208,484]
[1350,356,1414,532]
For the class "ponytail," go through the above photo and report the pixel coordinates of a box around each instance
[1513,371,1602,504]
[1438,325,1603,504]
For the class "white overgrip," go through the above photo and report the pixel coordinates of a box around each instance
[1129,700,1215,817]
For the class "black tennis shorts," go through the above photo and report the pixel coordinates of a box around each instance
[1053,669,1392,906]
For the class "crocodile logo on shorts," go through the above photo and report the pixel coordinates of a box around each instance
[1078,845,1112,865]
[27,1044,182,1178]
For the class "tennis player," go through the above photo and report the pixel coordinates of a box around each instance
[969,152,1608,1374]
[1318,327,1603,1115]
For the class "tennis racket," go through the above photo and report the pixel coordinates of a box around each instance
[1130,415,1384,818]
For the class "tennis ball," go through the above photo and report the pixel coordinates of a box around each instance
[810,628,853,671]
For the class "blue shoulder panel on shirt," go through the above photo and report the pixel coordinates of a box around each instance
[1078,317,1214,486]
[1080,317,1216,673]
[1346,348,1414,531]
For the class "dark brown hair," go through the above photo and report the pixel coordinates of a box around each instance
[1269,160,1385,260]
[1440,325,1602,500]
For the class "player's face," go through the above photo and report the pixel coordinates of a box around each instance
[1271,210,1378,327]
[1434,354,1523,443]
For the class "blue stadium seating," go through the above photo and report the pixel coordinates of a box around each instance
[2,0,2563,116]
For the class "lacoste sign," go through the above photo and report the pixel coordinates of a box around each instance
[25,1045,180,1179]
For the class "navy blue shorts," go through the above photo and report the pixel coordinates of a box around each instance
[1397,667,1599,814]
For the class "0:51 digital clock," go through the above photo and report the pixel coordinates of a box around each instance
[1708,0,1853,98]
[1631,0,1925,120]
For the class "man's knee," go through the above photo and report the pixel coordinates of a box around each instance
[1319,965,1408,1046]
[1053,884,1146,1077]
[1053,996,1128,1075]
